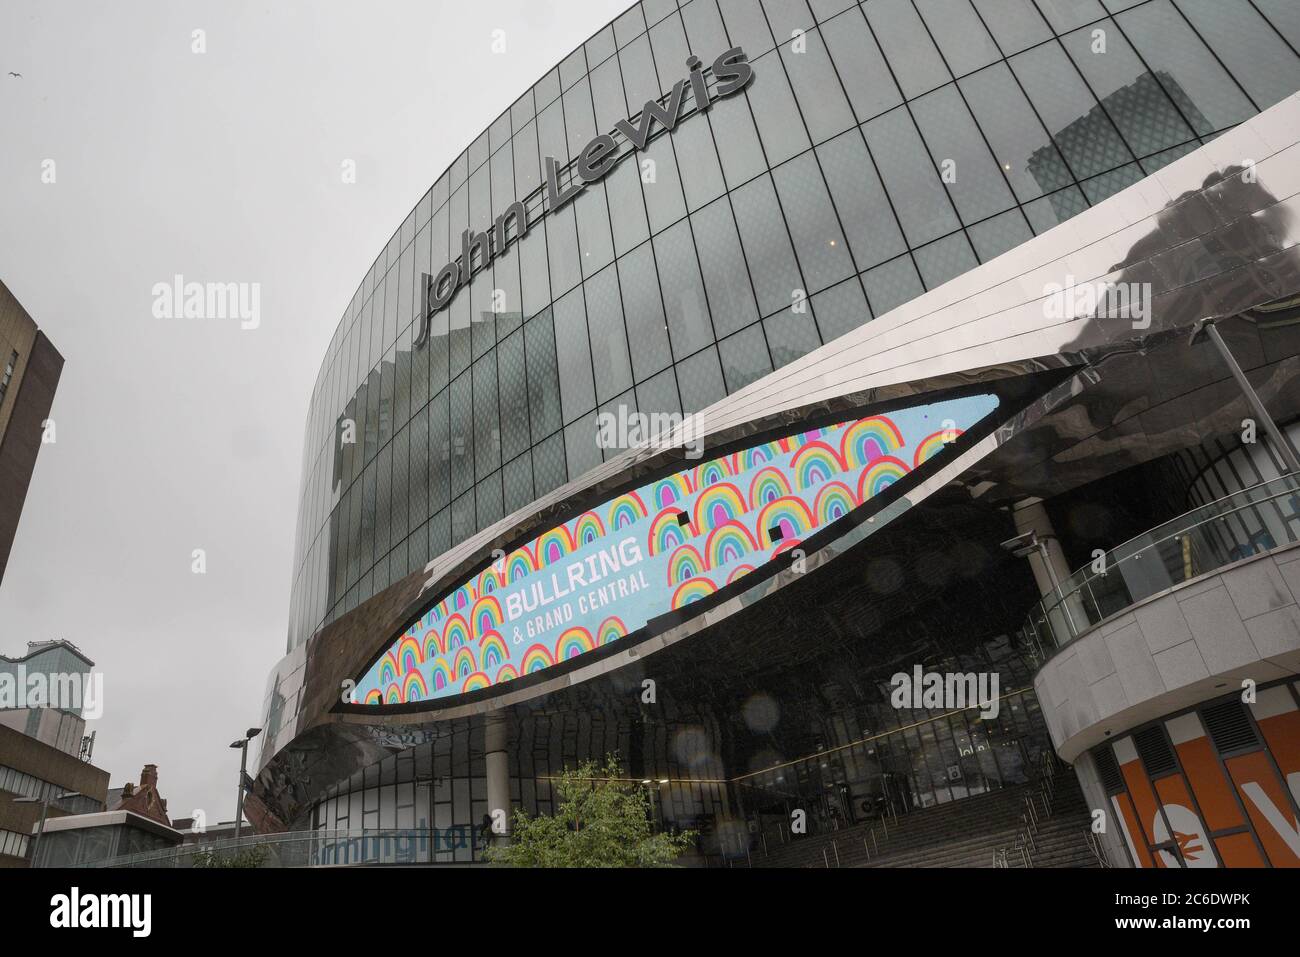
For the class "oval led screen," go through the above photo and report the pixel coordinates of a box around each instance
[355,393,999,707]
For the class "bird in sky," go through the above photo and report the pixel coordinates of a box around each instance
[7,72,20,78]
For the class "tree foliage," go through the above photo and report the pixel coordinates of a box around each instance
[483,755,695,867]
[191,845,267,868]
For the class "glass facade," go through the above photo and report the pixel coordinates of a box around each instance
[286,0,1300,652]
[307,635,1049,857]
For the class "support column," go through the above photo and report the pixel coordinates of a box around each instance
[1012,499,1073,597]
[1012,498,1088,644]
[484,711,511,840]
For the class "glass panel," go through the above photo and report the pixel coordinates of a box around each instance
[560,45,588,92]
[564,414,603,480]
[675,346,726,414]
[822,6,902,121]
[534,68,561,110]
[532,431,568,496]
[772,152,854,293]
[810,276,872,342]
[537,97,569,168]
[477,472,503,532]
[449,373,474,496]
[551,287,597,423]
[650,11,691,92]
[864,0,951,98]
[590,57,626,132]
[861,254,924,317]
[619,35,661,116]
[764,307,822,366]
[496,330,529,462]
[731,174,803,317]
[863,107,960,246]
[1037,0,1107,32]
[599,389,638,461]
[912,83,1017,224]
[1060,21,1194,157]
[640,134,689,235]
[471,352,500,480]
[635,365,680,418]
[1010,42,1135,178]
[718,323,773,393]
[705,85,767,190]
[605,154,651,256]
[720,0,777,56]
[614,3,648,48]
[618,242,673,381]
[817,130,906,271]
[915,0,1001,78]
[545,201,582,298]
[654,218,715,358]
[1118,0,1262,134]
[427,391,450,513]
[971,0,1052,54]
[562,78,598,158]
[968,208,1034,261]
[1175,0,1300,111]
[583,265,635,403]
[524,309,562,442]
[1255,0,1300,49]
[503,452,533,514]
[1080,160,1144,204]
[763,0,816,41]
[577,17,616,66]
[1023,184,1089,233]
[642,0,677,27]
[692,197,759,337]
[682,0,730,55]
[574,183,615,276]
[746,48,811,166]
[780,26,854,143]
[961,61,1071,200]
[912,232,979,290]
[513,120,542,199]
[517,208,551,317]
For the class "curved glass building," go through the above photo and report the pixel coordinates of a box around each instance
[255,0,1300,868]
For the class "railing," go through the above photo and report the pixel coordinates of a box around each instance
[1023,476,1300,656]
[87,826,489,868]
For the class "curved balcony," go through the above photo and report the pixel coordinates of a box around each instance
[1023,475,1300,659]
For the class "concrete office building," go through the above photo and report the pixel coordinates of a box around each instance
[252,0,1300,867]
[0,641,108,867]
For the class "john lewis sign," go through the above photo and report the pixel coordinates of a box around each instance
[413,47,754,347]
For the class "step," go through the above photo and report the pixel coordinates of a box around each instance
[746,770,1096,869]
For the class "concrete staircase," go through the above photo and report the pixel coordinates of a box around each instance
[739,770,1100,869]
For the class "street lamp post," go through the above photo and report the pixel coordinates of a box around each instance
[230,727,262,843]
[14,790,81,867]
[1190,317,1300,475]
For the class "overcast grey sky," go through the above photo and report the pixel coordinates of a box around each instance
[0,0,633,823]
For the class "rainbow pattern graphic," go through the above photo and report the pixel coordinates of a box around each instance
[354,393,999,707]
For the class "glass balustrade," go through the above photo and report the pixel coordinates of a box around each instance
[1024,475,1300,657]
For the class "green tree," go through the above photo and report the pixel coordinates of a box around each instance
[190,845,267,868]
[483,755,695,867]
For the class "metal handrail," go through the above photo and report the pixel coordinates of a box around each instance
[1025,476,1300,653]
[1084,829,1113,868]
